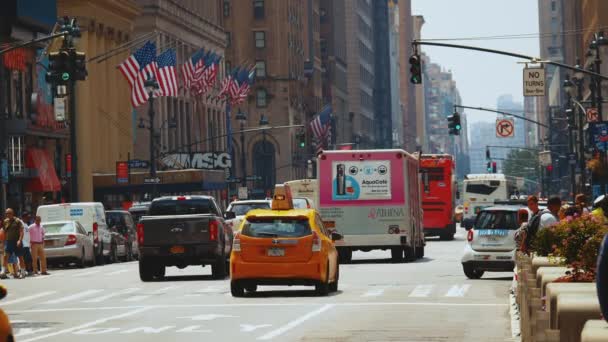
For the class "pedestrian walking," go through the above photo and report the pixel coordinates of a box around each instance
[19,212,33,276]
[29,215,48,275]
[575,193,590,215]
[1,208,24,279]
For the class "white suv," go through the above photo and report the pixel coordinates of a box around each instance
[461,205,521,279]
[225,200,271,231]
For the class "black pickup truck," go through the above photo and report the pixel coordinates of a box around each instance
[137,195,235,281]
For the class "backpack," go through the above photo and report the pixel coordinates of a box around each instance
[524,209,550,251]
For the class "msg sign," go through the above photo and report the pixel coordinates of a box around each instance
[523,67,545,97]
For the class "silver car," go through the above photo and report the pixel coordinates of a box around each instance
[44,221,95,267]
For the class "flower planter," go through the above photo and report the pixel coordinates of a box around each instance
[556,293,601,342]
[581,320,608,342]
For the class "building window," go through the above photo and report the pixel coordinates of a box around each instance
[226,32,231,47]
[256,88,267,107]
[255,60,266,78]
[551,1,556,11]
[320,8,327,23]
[223,0,230,16]
[8,135,24,175]
[254,0,265,19]
[254,31,266,48]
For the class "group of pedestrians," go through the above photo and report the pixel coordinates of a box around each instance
[0,208,48,279]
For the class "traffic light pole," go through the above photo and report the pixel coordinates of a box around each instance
[454,105,549,128]
[69,79,78,202]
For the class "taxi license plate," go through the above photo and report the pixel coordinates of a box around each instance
[169,246,185,254]
[267,248,285,257]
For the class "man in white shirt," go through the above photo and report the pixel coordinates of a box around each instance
[539,196,561,229]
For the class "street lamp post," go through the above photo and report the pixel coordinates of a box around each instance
[564,75,576,200]
[259,114,270,193]
[143,74,159,199]
[236,109,247,187]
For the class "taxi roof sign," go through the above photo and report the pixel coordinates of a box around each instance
[271,184,294,210]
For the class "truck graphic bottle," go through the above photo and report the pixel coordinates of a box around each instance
[336,164,346,195]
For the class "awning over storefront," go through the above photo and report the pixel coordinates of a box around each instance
[25,148,61,192]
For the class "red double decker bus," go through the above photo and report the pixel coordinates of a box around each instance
[420,154,457,240]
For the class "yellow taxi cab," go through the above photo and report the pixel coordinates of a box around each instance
[230,184,342,297]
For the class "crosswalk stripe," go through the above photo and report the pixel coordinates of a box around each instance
[408,285,434,297]
[82,288,140,303]
[2,291,57,305]
[43,289,104,304]
[445,284,471,297]
[362,288,386,297]
[106,269,129,276]
[72,270,101,277]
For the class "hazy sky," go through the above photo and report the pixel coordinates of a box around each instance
[411,0,540,125]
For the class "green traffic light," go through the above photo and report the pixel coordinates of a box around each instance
[61,72,70,81]
[455,124,461,130]
[299,142,305,148]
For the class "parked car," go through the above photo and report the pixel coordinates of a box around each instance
[137,195,235,281]
[461,205,522,279]
[128,202,151,223]
[225,200,271,231]
[44,220,95,267]
[106,210,138,261]
[37,202,110,265]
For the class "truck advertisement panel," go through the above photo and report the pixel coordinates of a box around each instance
[332,161,391,201]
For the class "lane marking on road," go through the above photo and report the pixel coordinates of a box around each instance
[82,288,140,303]
[7,301,509,314]
[42,289,104,305]
[2,291,57,305]
[257,304,334,340]
[445,284,471,297]
[106,269,130,276]
[72,270,102,277]
[123,295,149,302]
[408,284,434,297]
[362,287,387,297]
[151,285,182,294]
[19,307,152,342]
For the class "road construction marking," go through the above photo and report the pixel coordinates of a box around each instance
[2,291,57,305]
[445,284,471,297]
[409,284,434,297]
[83,288,140,303]
[362,287,387,297]
[106,269,130,276]
[42,289,104,305]
[19,307,152,342]
[257,304,334,340]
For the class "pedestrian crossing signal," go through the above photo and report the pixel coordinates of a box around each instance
[409,54,422,84]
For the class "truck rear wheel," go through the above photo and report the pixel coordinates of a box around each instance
[390,248,404,263]
[139,258,157,282]
[415,245,425,259]
[231,281,245,297]
[404,246,416,262]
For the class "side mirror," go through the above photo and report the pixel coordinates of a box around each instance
[331,232,343,241]
[224,212,236,220]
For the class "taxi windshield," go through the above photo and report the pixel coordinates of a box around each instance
[241,218,312,238]
[229,203,271,216]
[475,211,518,230]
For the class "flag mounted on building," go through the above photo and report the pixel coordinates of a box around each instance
[155,48,178,97]
[191,52,221,96]
[310,104,332,154]
[231,65,255,105]
[118,41,158,107]
[181,48,205,92]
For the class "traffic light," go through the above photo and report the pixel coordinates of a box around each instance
[297,131,305,148]
[46,50,71,85]
[409,54,422,84]
[486,147,491,160]
[448,112,461,135]
[546,164,553,176]
[487,162,492,173]
[566,108,575,129]
[492,161,497,174]
[71,50,87,81]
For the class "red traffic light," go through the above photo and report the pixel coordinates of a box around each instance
[547,165,553,172]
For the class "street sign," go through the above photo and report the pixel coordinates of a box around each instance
[587,108,599,123]
[539,151,552,166]
[226,178,241,184]
[54,97,66,122]
[246,175,262,181]
[496,118,515,138]
[568,153,577,165]
[523,67,545,96]
[589,122,608,152]
[238,186,248,200]
[128,159,149,169]
[144,177,161,184]
[116,161,129,184]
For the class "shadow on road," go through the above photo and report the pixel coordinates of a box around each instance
[477,275,514,281]
[160,275,227,282]
[347,257,434,265]
[243,289,343,298]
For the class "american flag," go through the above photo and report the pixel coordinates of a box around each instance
[230,67,255,105]
[310,105,332,154]
[155,48,178,97]
[118,41,158,107]
[217,74,233,99]
[191,53,221,96]
[181,49,205,91]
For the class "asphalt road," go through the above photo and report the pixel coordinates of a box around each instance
[3,226,516,341]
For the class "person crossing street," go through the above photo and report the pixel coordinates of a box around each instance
[29,215,48,276]
[1,209,24,279]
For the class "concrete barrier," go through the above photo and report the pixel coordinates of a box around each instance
[555,293,601,342]
[532,256,565,276]
[545,283,596,329]
[580,320,608,342]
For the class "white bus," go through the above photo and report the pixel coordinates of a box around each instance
[461,174,516,228]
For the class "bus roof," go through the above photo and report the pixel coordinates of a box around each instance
[464,173,506,180]
[420,154,453,159]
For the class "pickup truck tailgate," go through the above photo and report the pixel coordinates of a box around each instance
[140,214,214,245]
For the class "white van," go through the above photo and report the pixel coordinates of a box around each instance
[37,202,111,265]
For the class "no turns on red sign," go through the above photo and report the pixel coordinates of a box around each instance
[496,119,514,138]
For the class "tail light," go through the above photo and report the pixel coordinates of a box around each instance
[137,223,144,245]
[209,220,219,241]
[233,232,241,252]
[312,231,321,252]
[65,234,77,246]
[92,222,99,244]
[467,229,474,242]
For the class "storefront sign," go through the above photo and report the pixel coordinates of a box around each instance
[129,159,149,169]
[589,122,608,152]
[331,160,391,201]
[160,152,232,170]
[116,161,129,184]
